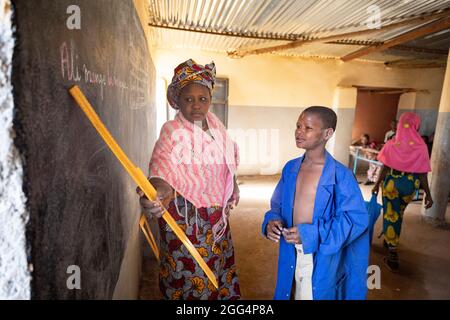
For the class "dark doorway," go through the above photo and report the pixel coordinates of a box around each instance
[352,87,401,144]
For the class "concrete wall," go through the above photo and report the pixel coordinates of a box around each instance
[228,106,302,175]
[397,90,441,138]
[153,48,446,174]
[0,0,31,299]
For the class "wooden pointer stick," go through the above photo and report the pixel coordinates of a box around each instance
[68,85,218,289]
[139,214,160,263]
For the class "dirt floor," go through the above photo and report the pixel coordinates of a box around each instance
[139,174,450,300]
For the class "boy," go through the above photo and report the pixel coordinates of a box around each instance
[262,106,369,300]
[384,120,397,142]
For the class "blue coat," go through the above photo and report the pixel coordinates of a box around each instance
[261,151,370,300]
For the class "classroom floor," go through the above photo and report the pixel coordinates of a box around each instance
[139,175,450,300]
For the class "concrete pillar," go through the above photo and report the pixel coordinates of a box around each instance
[422,51,450,226]
[328,86,358,165]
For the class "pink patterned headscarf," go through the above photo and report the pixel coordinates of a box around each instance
[377,112,431,173]
[167,59,216,110]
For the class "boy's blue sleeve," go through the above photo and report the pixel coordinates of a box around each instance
[298,169,369,255]
[261,167,285,237]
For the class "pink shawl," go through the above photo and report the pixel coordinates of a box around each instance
[149,111,239,241]
[377,112,431,173]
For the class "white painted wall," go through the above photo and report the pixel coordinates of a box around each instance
[0,0,31,300]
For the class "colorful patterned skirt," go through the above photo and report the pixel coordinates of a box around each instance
[157,196,241,300]
[382,170,420,248]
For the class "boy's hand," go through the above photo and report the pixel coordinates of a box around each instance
[266,220,284,243]
[282,227,302,244]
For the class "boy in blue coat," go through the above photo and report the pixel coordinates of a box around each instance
[262,106,369,300]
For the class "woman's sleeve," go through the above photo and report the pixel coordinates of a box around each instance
[148,122,178,186]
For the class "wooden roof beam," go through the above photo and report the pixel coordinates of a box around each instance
[374,89,419,94]
[227,10,450,58]
[384,58,447,69]
[354,86,430,94]
[341,16,450,62]
[327,40,449,56]
[389,45,449,56]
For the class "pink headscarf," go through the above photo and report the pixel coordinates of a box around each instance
[167,59,216,110]
[377,112,431,173]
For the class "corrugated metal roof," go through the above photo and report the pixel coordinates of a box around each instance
[147,0,450,62]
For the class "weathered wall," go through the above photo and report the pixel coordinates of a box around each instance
[153,47,445,174]
[0,0,31,300]
[397,91,439,137]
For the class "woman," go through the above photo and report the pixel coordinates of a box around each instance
[372,112,433,272]
[138,59,241,300]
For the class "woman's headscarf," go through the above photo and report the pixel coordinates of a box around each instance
[377,112,431,173]
[150,59,239,242]
[167,59,216,109]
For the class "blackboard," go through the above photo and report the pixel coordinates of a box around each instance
[12,0,155,299]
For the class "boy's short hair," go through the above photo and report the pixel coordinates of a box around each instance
[303,106,337,131]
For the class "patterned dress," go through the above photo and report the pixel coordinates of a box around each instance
[382,170,420,248]
[157,196,241,300]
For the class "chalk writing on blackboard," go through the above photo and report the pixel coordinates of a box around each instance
[127,42,149,110]
[60,41,82,82]
[60,39,150,110]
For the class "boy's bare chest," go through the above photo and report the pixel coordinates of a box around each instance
[293,165,323,224]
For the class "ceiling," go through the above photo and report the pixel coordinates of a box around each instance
[146,0,450,67]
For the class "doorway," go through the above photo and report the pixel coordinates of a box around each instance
[352,87,401,144]
[351,86,401,175]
